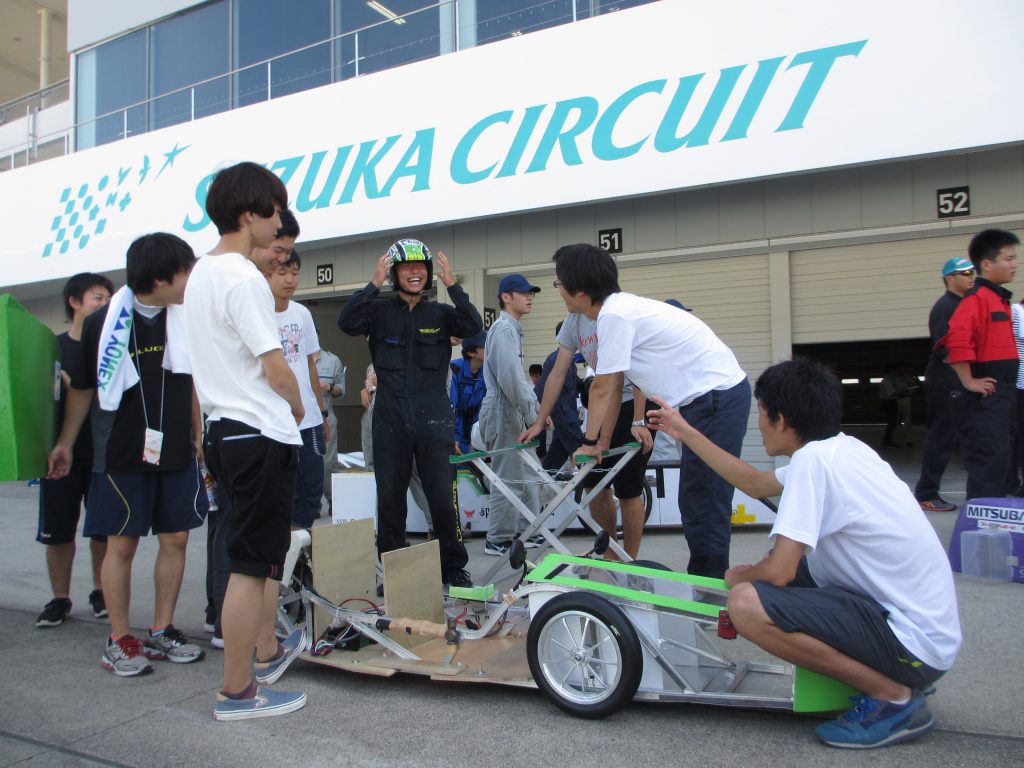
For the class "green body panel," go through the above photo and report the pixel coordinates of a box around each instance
[0,295,60,481]
[527,553,857,712]
[526,554,725,619]
[792,665,858,712]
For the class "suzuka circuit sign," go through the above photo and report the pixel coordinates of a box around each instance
[2,0,1023,287]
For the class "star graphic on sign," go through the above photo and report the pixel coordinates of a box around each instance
[157,142,190,178]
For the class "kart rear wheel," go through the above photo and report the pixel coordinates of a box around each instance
[527,592,642,719]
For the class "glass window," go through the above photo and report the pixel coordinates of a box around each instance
[235,0,333,107]
[472,1,574,48]
[75,29,147,149]
[150,1,230,132]
[575,0,655,20]
[338,0,440,80]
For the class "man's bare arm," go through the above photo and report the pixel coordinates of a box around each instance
[261,349,304,424]
[724,535,805,588]
[646,395,781,499]
[519,346,574,442]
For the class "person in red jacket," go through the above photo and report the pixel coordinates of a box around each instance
[942,228,1020,500]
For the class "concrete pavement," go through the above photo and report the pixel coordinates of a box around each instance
[1,428,1022,767]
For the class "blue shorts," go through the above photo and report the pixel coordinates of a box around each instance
[753,559,945,689]
[83,461,209,538]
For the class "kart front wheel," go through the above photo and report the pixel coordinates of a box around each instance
[527,592,642,719]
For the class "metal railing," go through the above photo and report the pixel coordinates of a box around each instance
[0,79,69,125]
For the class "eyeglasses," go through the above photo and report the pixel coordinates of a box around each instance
[954,270,976,277]
[552,280,563,289]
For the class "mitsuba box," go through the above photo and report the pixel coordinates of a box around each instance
[947,497,1024,584]
[0,295,60,481]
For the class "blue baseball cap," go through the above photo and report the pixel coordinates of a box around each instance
[498,274,541,297]
[942,257,973,277]
[665,298,693,312]
[462,331,487,350]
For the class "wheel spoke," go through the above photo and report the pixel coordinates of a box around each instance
[559,616,582,647]
[550,637,574,654]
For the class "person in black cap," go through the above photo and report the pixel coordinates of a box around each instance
[479,274,543,556]
[338,239,482,589]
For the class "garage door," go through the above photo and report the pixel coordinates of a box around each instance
[790,233,976,344]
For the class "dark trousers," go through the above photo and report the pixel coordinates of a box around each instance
[372,392,468,576]
[204,499,230,634]
[541,424,584,472]
[678,378,751,578]
[292,425,325,529]
[952,381,1016,500]
[1008,389,1024,492]
[881,399,899,445]
[914,383,958,501]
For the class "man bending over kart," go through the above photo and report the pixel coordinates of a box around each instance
[646,357,961,750]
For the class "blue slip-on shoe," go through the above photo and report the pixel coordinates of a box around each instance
[815,690,934,749]
[253,627,305,685]
[213,687,306,721]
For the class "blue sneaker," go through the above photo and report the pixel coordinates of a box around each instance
[213,687,306,721]
[253,627,305,685]
[815,691,934,748]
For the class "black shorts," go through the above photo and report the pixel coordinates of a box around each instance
[753,559,945,689]
[36,464,106,545]
[581,399,652,499]
[205,419,298,580]
[83,461,208,538]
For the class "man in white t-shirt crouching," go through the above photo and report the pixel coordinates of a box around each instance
[647,357,961,749]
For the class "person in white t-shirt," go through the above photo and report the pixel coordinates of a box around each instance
[553,244,750,577]
[184,162,307,721]
[264,223,330,529]
[646,357,961,750]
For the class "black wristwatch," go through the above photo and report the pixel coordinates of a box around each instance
[581,436,599,447]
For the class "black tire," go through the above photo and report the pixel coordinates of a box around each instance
[574,478,654,525]
[527,592,643,719]
[630,559,672,572]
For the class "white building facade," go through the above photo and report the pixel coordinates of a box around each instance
[2,0,1023,459]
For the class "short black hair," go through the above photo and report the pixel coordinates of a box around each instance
[552,243,619,306]
[278,208,300,239]
[753,357,842,444]
[968,229,1020,270]
[62,272,114,321]
[126,233,196,295]
[529,364,543,376]
[281,246,302,269]
[205,161,288,236]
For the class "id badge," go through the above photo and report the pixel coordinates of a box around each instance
[143,427,163,465]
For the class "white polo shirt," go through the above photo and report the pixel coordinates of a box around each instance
[184,253,301,446]
[595,292,745,407]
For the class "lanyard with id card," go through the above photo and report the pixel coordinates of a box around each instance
[133,321,166,465]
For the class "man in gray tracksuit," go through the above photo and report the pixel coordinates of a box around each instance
[479,274,541,556]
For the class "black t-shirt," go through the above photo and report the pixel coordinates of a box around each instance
[57,332,94,466]
[71,304,195,474]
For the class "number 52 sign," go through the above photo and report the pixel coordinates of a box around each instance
[936,186,970,219]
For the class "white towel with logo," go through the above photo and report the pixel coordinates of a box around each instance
[96,285,191,411]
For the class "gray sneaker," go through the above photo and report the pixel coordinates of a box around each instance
[144,625,205,663]
[102,635,154,677]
